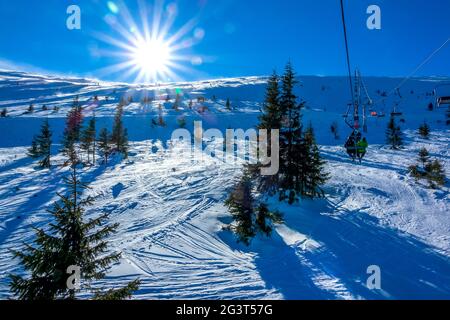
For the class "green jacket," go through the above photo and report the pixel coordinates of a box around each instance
[357,140,368,151]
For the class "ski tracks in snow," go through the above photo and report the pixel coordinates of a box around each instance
[86,142,280,299]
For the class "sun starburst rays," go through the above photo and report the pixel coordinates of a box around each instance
[93,0,204,84]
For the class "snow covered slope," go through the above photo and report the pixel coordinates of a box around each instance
[0,70,449,299]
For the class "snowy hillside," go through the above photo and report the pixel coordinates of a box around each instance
[0,70,449,299]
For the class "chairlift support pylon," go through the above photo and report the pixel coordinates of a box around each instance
[345,69,371,133]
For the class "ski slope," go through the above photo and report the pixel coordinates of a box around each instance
[0,70,449,299]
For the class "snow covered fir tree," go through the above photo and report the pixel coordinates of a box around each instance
[9,160,140,300]
[28,119,52,168]
[227,63,329,244]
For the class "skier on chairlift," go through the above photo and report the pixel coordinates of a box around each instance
[356,137,368,163]
[345,134,357,160]
[345,130,367,162]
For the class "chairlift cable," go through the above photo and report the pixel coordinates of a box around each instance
[339,0,355,110]
[374,37,450,105]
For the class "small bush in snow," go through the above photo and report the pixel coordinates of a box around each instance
[418,122,430,138]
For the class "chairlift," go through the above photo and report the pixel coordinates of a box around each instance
[433,83,450,108]
[390,102,403,117]
[437,96,450,107]
[342,70,370,161]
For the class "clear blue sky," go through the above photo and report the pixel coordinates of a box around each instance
[0,0,449,82]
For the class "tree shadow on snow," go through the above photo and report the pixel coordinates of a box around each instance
[278,198,450,299]
[218,218,335,300]
[218,199,450,300]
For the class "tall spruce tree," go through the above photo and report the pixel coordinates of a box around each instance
[81,117,96,164]
[98,128,112,164]
[303,125,329,198]
[111,104,128,158]
[386,116,403,149]
[61,104,83,165]
[278,62,305,203]
[28,119,52,168]
[250,71,282,194]
[9,164,140,300]
[258,71,282,131]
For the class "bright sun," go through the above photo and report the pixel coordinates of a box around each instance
[131,39,171,77]
[95,1,204,83]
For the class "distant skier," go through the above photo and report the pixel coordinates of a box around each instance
[356,137,368,163]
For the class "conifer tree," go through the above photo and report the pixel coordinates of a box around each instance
[111,104,128,157]
[36,120,52,168]
[248,71,282,194]
[418,122,430,138]
[303,124,329,198]
[224,176,256,245]
[278,62,305,202]
[258,71,282,131]
[253,62,328,203]
[225,98,231,111]
[425,160,446,189]
[225,175,283,245]
[28,119,52,168]
[81,117,96,164]
[61,104,83,165]
[386,116,403,149]
[418,147,430,169]
[255,203,282,237]
[98,128,112,164]
[9,164,140,300]
[28,138,40,159]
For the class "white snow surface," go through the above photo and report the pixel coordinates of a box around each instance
[0,70,449,299]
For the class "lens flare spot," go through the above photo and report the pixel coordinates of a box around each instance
[107,1,119,14]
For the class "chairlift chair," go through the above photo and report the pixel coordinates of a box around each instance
[433,83,450,108]
[437,96,450,107]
